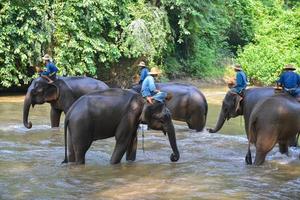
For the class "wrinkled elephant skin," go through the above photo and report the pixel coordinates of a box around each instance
[23,76,109,129]
[246,94,300,165]
[62,88,180,164]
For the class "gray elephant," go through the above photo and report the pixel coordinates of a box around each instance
[209,87,299,147]
[245,93,300,165]
[62,88,179,164]
[132,83,207,131]
[23,76,109,129]
[208,87,275,135]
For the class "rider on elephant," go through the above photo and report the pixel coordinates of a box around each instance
[141,67,167,104]
[40,54,59,84]
[138,61,149,85]
[230,64,248,95]
[277,64,300,101]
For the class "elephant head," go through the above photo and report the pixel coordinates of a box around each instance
[141,100,180,162]
[23,78,59,129]
[209,91,243,133]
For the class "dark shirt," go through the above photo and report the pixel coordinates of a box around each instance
[42,62,58,76]
[277,71,300,89]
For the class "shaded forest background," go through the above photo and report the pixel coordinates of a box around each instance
[0,0,299,88]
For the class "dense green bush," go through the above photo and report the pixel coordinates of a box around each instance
[0,0,171,87]
[237,0,300,85]
[0,0,299,87]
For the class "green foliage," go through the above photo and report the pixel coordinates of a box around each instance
[237,0,300,85]
[0,0,299,87]
[0,0,171,87]
[160,0,255,78]
[0,1,51,87]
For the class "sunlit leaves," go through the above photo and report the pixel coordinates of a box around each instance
[238,1,300,85]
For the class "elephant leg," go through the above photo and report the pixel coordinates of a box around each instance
[73,142,92,164]
[279,141,289,155]
[50,107,62,128]
[67,132,75,162]
[126,129,138,161]
[254,129,278,165]
[187,113,205,132]
[288,135,298,147]
[111,114,137,164]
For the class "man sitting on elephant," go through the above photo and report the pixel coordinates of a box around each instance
[141,67,167,104]
[277,64,300,101]
[230,64,248,95]
[138,61,149,85]
[40,54,59,84]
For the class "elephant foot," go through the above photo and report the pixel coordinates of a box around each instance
[170,153,180,162]
[245,150,252,165]
[61,159,68,164]
[207,128,215,133]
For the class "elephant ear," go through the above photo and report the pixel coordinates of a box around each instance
[44,83,60,102]
[234,94,243,113]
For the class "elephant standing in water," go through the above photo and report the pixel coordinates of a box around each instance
[132,83,208,131]
[209,87,299,147]
[23,76,109,129]
[62,88,179,164]
[208,87,275,135]
[246,93,300,165]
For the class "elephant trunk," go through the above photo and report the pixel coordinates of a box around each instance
[165,123,180,162]
[23,90,32,129]
[208,109,226,133]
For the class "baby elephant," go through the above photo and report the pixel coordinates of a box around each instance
[246,93,300,165]
[62,88,179,164]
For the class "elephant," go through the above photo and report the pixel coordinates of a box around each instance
[208,87,275,135]
[209,87,299,147]
[62,88,179,164]
[23,76,109,129]
[132,83,208,131]
[245,93,300,165]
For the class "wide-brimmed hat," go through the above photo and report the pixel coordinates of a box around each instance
[149,67,161,75]
[283,64,296,71]
[42,54,51,61]
[233,64,242,71]
[138,61,146,67]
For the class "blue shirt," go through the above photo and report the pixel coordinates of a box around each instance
[235,70,248,89]
[141,75,157,97]
[42,62,58,76]
[277,71,300,89]
[139,67,149,84]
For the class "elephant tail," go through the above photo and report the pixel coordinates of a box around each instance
[245,140,252,165]
[62,119,69,164]
[246,113,258,165]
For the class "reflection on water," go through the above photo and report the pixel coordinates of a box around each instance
[0,87,299,200]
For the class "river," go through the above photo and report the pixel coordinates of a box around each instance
[0,86,299,200]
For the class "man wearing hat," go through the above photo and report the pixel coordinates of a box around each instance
[231,64,248,94]
[138,61,149,85]
[277,64,300,99]
[40,54,59,83]
[141,67,167,104]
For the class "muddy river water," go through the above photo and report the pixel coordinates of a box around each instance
[0,86,299,199]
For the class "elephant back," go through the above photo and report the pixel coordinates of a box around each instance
[60,76,109,97]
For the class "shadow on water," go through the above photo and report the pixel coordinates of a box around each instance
[0,87,299,200]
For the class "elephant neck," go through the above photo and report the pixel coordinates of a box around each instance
[52,80,77,113]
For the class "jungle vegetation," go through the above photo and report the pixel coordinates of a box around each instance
[0,0,299,88]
